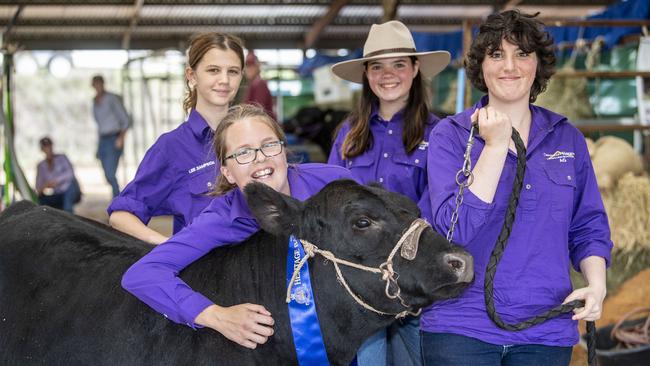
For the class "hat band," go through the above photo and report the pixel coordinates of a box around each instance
[364,47,417,58]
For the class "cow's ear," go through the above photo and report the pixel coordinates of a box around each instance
[244,182,303,236]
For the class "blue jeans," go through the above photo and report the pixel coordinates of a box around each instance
[97,133,122,197]
[38,178,81,213]
[357,316,422,366]
[421,332,572,366]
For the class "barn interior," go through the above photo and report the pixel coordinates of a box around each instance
[1,1,649,365]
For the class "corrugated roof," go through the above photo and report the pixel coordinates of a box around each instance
[0,0,616,51]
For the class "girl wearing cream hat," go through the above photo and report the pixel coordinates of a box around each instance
[328,20,450,366]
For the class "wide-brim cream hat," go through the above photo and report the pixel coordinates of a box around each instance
[331,20,451,84]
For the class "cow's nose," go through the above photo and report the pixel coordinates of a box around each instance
[444,252,474,283]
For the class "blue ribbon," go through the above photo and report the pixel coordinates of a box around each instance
[287,235,330,366]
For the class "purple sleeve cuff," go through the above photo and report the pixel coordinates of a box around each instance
[432,188,495,244]
[178,292,216,329]
[107,195,152,224]
[570,243,612,272]
[458,188,494,210]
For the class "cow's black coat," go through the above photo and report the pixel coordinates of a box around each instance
[0,180,472,365]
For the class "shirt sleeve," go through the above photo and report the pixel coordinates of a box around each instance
[327,123,348,167]
[427,120,495,244]
[107,140,174,223]
[121,198,260,327]
[111,94,131,131]
[55,155,75,187]
[567,132,613,271]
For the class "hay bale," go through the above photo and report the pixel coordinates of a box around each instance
[592,136,644,191]
[536,66,594,122]
[602,172,650,252]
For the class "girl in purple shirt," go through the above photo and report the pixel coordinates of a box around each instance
[328,20,450,366]
[122,104,352,349]
[422,10,612,365]
[108,33,246,244]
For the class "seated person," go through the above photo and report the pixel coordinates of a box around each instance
[35,137,81,213]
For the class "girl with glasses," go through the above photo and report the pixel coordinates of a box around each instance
[122,104,352,349]
[108,33,246,244]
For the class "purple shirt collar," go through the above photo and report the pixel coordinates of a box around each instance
[369,103,405,125]
[187,109,213,140]
[448,95,569,155]
[449,95,566,133]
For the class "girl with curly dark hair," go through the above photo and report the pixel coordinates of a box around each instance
[420,10,612,365]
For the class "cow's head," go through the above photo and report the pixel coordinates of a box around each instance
[244,179,473,315]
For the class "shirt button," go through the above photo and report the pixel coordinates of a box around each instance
[207,182,212,187]
[383,153,388,158]
[163,314,168,318]
[388,130,393,135]
[379,177,384,183]
[567,175,572,181]
[348,161,352,167]
[415,159,420,164]
[525,184,531,190]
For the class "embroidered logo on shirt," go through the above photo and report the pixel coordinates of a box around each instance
[187,160,216,174]
[544,151,575,163]
[418,141,429,150]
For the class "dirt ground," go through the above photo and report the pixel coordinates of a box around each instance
[74,193,172,236]
[569,268,650,366]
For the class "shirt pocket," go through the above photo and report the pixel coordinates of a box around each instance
[391,149,427,170]
[345,154,375,170]
[543,162,577,222]
[188,170,216,197]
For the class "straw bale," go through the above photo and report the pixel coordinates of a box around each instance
[592,136,644,190]
[602,172,650,252]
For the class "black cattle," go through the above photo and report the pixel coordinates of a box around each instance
[0,180,473,366]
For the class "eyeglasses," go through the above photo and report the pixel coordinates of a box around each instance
[224,140,285,165]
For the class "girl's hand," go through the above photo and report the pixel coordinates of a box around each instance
[563,285,607,321]
[471,107,512,149]
[195,303,275,349]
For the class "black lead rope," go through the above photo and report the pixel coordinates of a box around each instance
[482,127,597,366]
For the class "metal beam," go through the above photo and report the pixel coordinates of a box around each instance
[382,0,400,22]
[122,0,144,50]
[2,5,24,47]
[303,0,350,49]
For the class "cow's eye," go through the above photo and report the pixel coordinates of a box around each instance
[354,218,371,229]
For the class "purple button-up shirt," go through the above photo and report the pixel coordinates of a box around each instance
[421,96,613,346]
[328,106,438,207]
[108,110,217,233]
[122,163,352,327]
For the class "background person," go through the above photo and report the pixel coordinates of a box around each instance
[422,10,612,366]
[328,20,450,366]
[91,74,130,198]
[35,137,81,213]
[108,33,246,245]
[242,51,275,120]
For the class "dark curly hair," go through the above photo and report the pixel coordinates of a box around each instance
[464,10,556,103]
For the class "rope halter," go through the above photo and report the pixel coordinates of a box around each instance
[286,218,430,319]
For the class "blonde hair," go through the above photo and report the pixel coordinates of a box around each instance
[211,104,288,195]
[182,33,245,114]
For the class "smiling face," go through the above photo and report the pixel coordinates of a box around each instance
[186,47,243,111]
[220,116,290,195]
[481,39,538,105]
[365,57,419,109]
